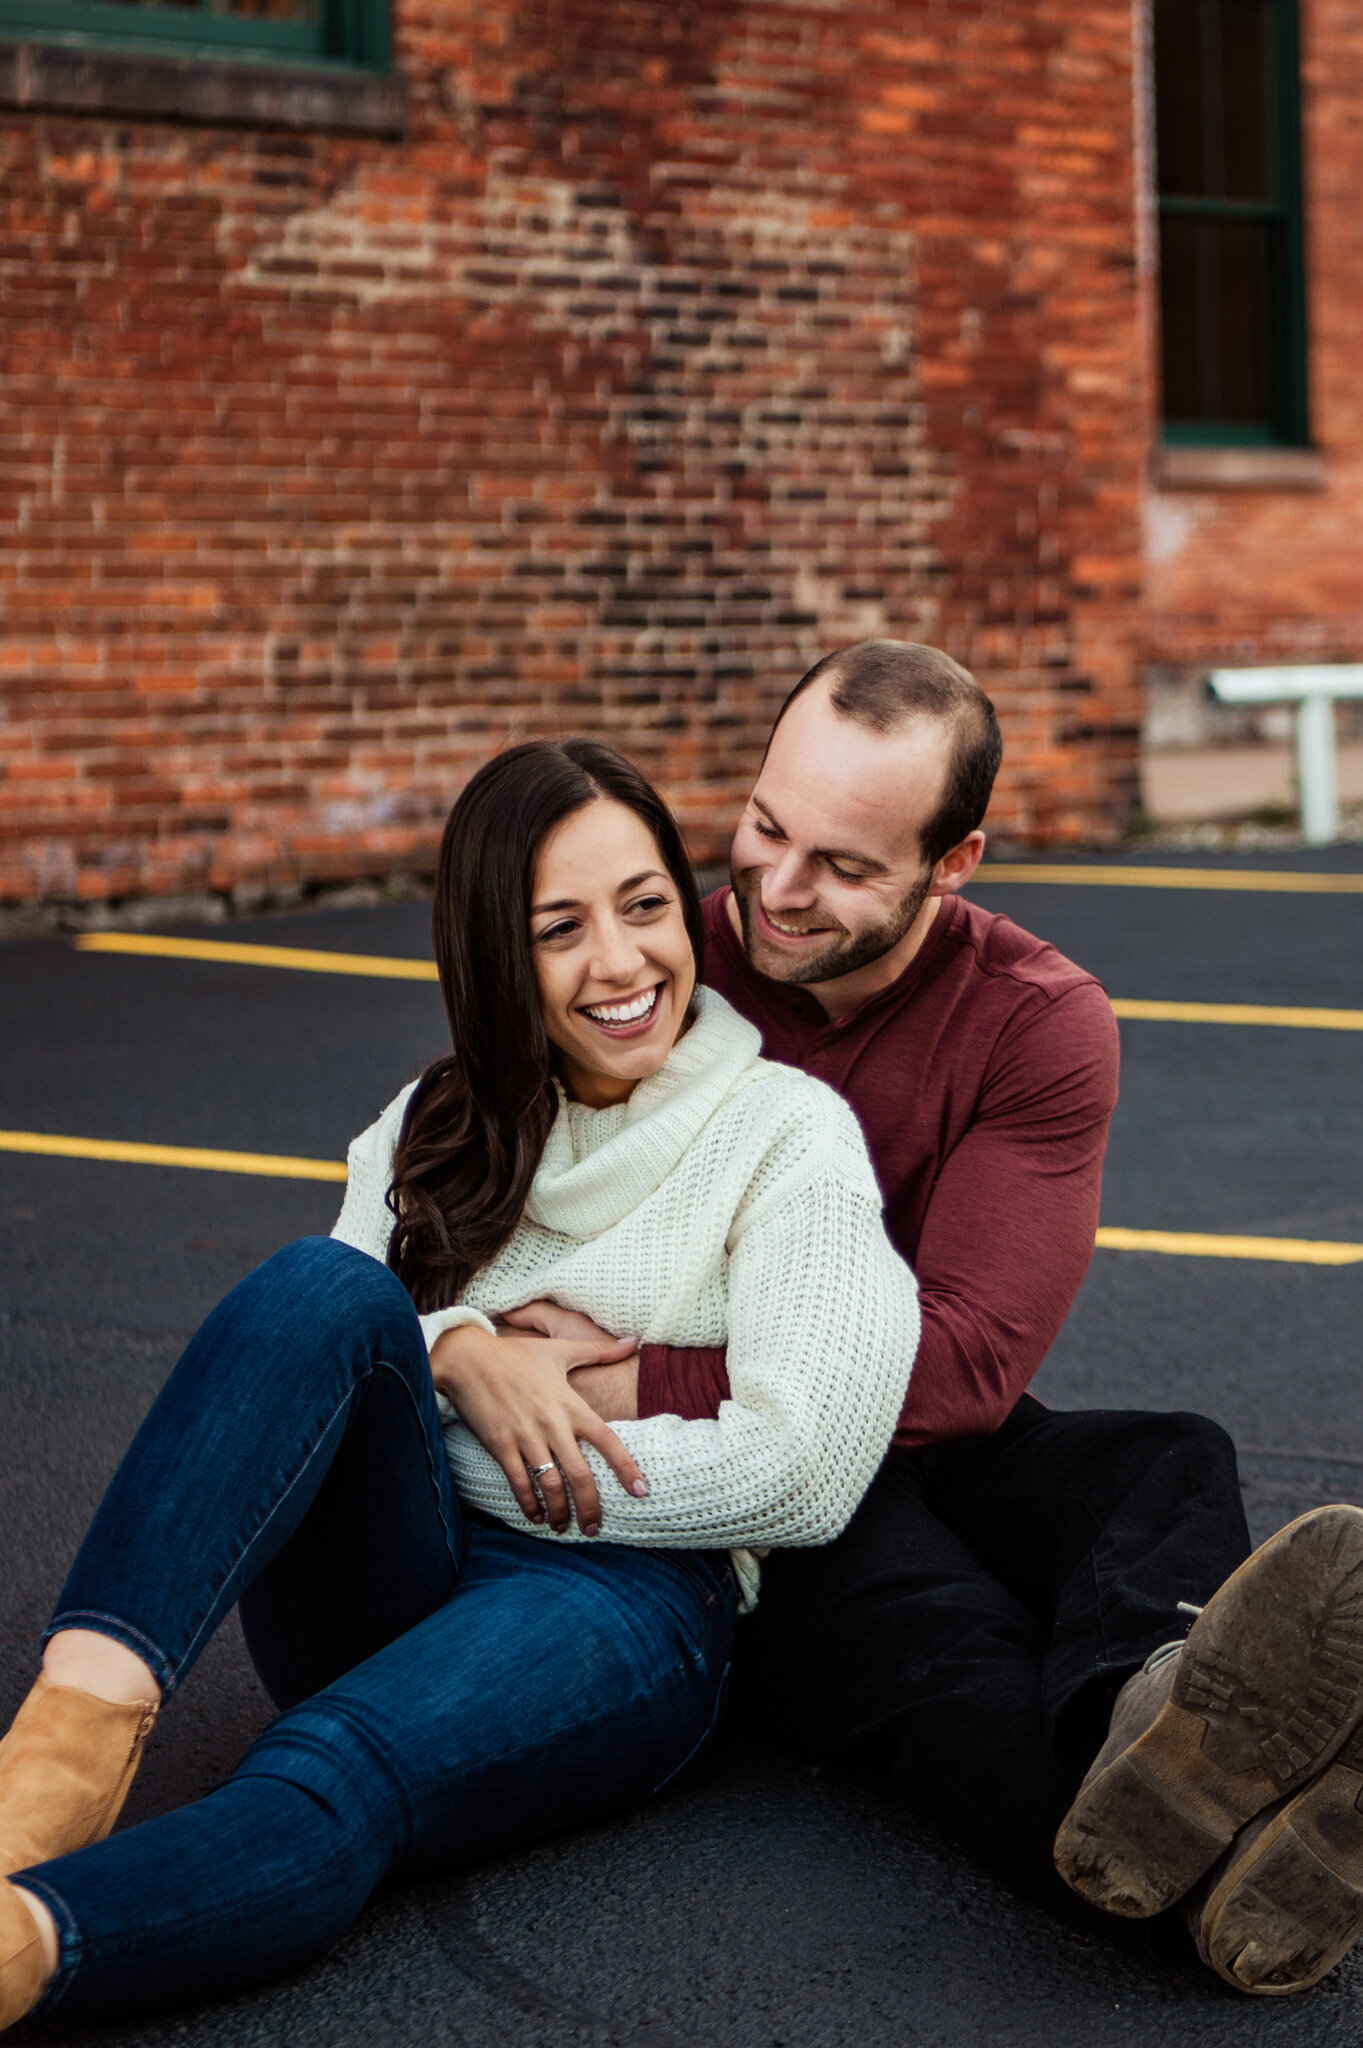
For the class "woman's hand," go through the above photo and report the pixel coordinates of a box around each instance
[500,1302,641,1423]
[499,1302,642,1417]
[429,1322,648,1537]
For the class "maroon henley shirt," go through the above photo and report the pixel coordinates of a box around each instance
[636,886,1120,1450]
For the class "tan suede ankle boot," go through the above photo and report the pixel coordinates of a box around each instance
[0,1882,53,2029]
[0,1674,157,1875]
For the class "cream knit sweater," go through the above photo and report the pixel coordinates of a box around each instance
[331,987,920,1604]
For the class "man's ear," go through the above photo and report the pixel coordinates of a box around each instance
[929,830,986,898]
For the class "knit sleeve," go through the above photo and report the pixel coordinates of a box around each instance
[444,1085,920,1549]
[329,1084,497,1351]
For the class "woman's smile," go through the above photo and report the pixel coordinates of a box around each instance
[578,983,663,1037]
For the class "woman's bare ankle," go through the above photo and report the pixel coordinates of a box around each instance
[11,1886,59,1987]
[42,1630,160,1709]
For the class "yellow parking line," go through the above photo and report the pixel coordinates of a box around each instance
[1095,1228,1363,1266]
[3,1131,1362,1264]
[73,932,1363,1030]
[1110,998,1363,1030]
[0,1131,347,1182]
[977,864,1363,893]
[74,932,439,981]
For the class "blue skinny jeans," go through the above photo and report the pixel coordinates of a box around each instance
[19,1238,736,2025]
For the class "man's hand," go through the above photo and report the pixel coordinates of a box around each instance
[568,1357,641,1423]
[429,1320,646,1537]
[499,1301,632,1347]
[499,1300,641,1424]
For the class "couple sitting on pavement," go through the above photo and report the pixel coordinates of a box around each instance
[1,638,1362,2030]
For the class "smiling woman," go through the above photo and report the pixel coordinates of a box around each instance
[386,739,707,1312]
[0,735,919,2036]
[345,734,916,1565]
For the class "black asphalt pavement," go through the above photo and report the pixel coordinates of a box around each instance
[3,849,1363,2045]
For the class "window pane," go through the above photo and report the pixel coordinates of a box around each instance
[208,0,317,21]
[1155,0,1204,194]
[0,0,362,59]
[1155,0,1273,201]
[22,0,201,11]
[1159,213,1272,427]
[1220,0,1274,197]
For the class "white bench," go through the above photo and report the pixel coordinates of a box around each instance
[1208,666,1363,845]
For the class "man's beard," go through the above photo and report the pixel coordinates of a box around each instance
[730,861,935,986]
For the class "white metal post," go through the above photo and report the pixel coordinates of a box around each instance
[1208,666,1363,845]
[1296,692,1339,845]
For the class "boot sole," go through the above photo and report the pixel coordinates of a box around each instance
[1199,1730,1363,1993]
[1054,1505,1363,1917]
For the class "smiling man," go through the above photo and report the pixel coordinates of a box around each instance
[552,640,1363,1994]
[729,655,970,1006]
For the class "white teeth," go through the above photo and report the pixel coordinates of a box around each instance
[766,913,820,937]
[583,988,659,1025]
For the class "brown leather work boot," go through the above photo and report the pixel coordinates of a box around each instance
[1054,1505,1363,1919]
[1188,1714,1363,1994]
[0,1674,157,1876]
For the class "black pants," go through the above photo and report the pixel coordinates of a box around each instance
[735,1396,1252,1919]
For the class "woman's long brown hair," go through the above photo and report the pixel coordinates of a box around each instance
[387,738,706,1312]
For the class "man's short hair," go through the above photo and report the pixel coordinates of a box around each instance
[772,638,1004,868]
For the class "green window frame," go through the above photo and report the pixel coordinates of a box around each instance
[1154,0,1309,447]
[0,0,388,72]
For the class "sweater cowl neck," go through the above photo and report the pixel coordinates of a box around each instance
[525,986,763,1239]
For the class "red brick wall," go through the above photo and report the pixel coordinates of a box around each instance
[0,0,1147,910]
[1143,0,1363,677]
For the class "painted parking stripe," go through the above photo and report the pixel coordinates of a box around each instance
[1109,998,1363,1030]
[976,864,1363,893]
[2,1130,1360,1264]
[1094,1228,1363,1266]
[74,932,439,980]
[0,1131,347,1182]
[71,933,1363,1030]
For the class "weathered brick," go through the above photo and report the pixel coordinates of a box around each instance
[1,0,1155,906]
